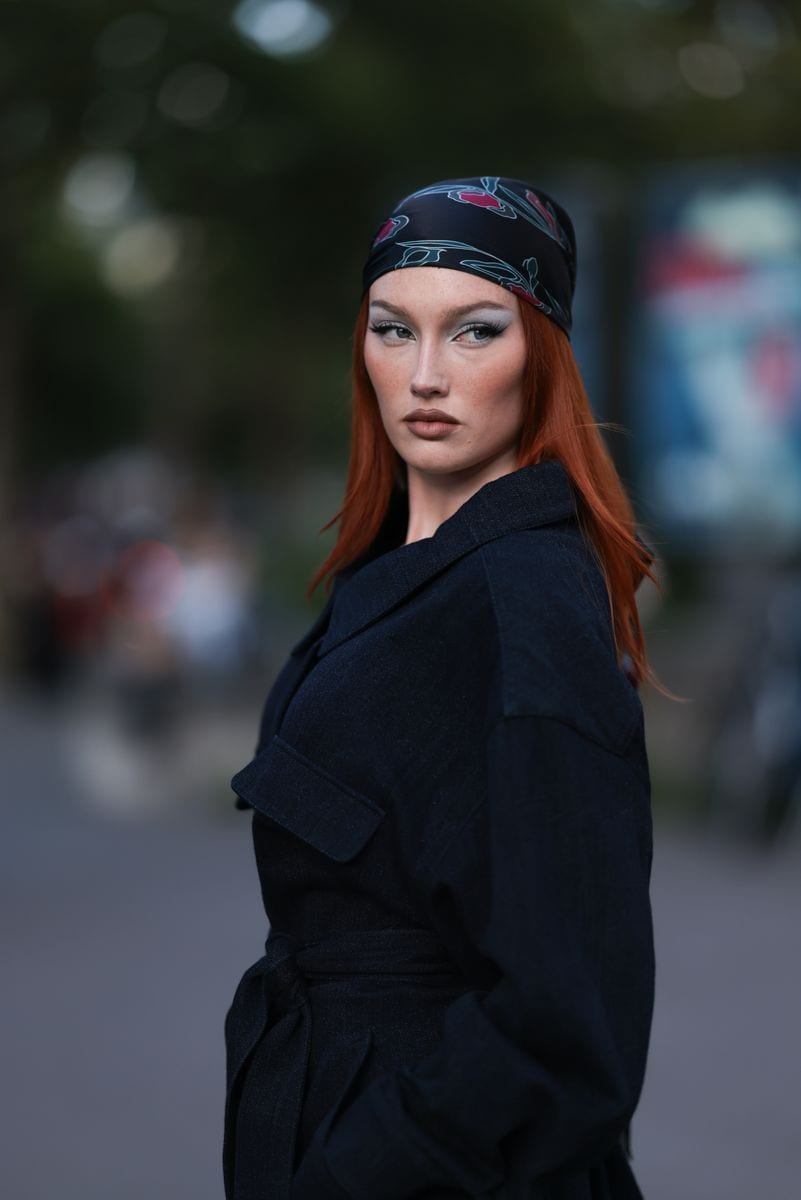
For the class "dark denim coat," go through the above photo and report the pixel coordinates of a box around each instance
[223,458,655,1200]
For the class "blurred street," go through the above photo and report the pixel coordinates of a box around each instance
[3,686,800,1200]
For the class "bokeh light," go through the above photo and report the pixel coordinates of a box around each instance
[101,218,182,295]
[157,63,231,127]
[62,152,136,226]
[677,41,745,98]
[232,0,334,57]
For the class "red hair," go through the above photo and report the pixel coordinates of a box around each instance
[308,294,678,699]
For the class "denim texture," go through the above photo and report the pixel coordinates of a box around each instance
[223,459,654,1200]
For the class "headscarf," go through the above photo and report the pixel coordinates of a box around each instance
[361,175,577,336]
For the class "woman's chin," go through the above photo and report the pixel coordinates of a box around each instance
[401,451,473,478]
[399,445,517,483]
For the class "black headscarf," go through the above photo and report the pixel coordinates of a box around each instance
[361,175,577,336]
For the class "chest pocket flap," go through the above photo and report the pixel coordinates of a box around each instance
[230,735,386,863]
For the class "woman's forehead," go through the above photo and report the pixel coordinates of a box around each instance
[368,266,518,311]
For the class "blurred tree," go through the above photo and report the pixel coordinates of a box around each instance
[1,0,800,494]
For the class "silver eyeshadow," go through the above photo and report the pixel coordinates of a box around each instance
[368,299,515,331]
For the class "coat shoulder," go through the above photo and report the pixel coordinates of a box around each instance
[477,526,643,756]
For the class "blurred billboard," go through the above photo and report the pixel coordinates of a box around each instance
[629,165,801,558]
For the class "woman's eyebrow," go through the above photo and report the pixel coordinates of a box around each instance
[368,299,514,320]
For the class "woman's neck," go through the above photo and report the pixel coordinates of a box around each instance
[403,453,518,545]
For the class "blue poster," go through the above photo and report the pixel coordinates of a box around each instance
[629,166,801,556]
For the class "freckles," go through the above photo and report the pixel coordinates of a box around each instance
[366,351,407,397]
[460,355,520,408]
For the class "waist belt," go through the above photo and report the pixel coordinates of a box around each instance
[222,926,463,1200]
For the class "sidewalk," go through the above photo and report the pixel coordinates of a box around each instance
[635,823,801,1199]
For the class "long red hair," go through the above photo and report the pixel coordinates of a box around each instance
[308,294,677,699]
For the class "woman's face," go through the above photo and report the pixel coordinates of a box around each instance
[364,267,528,480]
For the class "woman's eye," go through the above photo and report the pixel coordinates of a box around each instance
[367,320,504,344]
[457,322,504,344]
[368,322,414,341]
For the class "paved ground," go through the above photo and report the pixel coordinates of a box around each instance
[2,686,800,1200]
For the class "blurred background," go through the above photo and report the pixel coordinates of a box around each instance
[2,1,800,1196]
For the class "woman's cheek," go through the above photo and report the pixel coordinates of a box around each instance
[366,354,407,409]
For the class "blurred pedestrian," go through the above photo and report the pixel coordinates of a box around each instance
[223,176,669,1199]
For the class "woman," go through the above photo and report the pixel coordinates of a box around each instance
[223,176,665,1200]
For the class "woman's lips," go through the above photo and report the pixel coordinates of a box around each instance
[404,419,460,439]
[403,410,460,439]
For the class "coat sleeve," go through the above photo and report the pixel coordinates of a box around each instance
[290,711,655,1199]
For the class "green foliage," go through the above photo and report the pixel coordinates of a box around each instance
[1,0,799,475]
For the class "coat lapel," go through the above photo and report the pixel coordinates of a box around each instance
[318,459,578,659]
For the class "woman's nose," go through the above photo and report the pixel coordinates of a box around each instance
[410,339,448,398]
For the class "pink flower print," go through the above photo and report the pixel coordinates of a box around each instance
[456,189,504,210]
[510,284,544,308]
[371,215,408,247]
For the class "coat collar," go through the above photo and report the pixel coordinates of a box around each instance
[316,458,578,658]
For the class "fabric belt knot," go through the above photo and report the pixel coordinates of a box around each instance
[222,925,462,1200]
